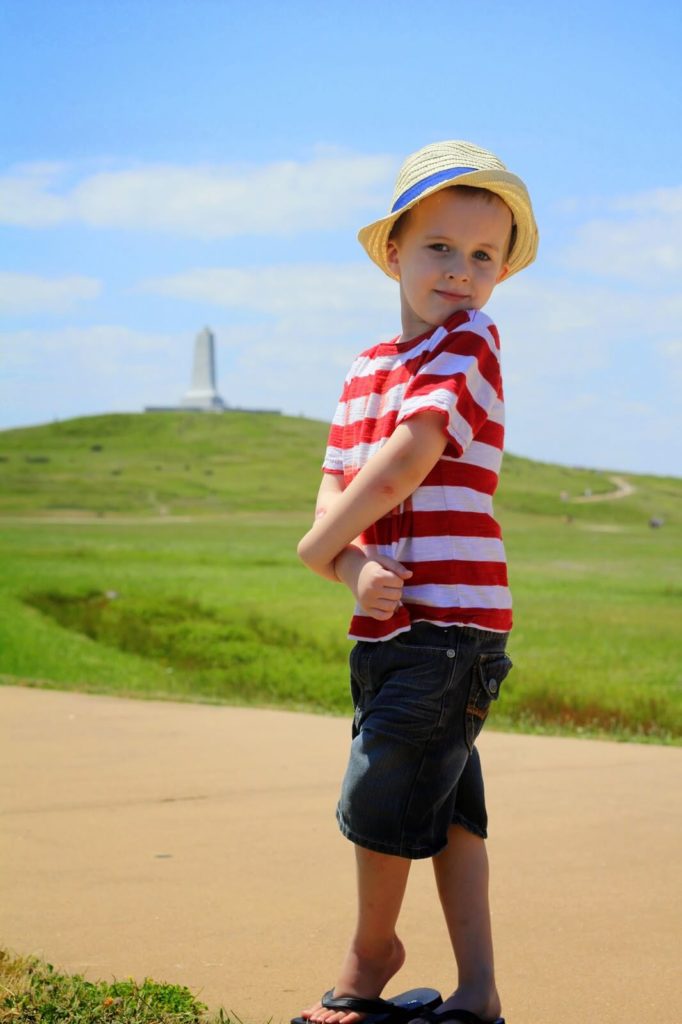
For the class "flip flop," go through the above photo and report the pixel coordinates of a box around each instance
[291,987,442,1024]
[409,1010,505,1024]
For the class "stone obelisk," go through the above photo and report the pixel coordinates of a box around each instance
[181,327,226,411]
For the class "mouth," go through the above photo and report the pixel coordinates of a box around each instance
[434,290,470,302]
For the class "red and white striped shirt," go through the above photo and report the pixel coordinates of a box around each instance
[323,309,511,640]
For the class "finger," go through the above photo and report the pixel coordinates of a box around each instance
[373,554,413,578]
[375,587,405,603]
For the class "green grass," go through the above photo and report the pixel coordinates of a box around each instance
[0,411,326,516]
[0,949,237,1024]
[1,412,680,743]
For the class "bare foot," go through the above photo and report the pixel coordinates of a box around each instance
[301,935,406,1024]
[425,986,502,1024]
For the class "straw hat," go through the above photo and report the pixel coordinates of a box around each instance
[358,140,538,281]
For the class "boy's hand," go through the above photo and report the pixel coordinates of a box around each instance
[297,413,447,580]
[356,556,413,620]
[335,548,412,620]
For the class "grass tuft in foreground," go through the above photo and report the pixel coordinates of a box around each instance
[0,949,240,1024]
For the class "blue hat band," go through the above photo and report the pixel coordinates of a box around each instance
[391,166,478,213]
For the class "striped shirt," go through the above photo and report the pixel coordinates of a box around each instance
[323,308,511,640]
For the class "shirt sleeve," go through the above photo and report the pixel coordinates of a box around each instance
[321,363,354,475]
[396,314,502,457]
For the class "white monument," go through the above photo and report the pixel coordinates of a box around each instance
[145,326,278,415]
[181,327,226,411]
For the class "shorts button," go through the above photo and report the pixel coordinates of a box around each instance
[488,678,498,694]
[446,648,455,659]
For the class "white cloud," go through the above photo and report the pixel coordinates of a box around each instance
[485,267,682,474]
[0,151,397,237]
[0,163,70,227]
[561,216,681,281]
[0,326,190,425]
[612,185,682,216]
[659,339,682,358]
[0,272,101,315]
[141,263,397,317]
[656,338,682,384]
[0,325,176,372]
[2,172,681,475]
[559,184,682,284]
[490,275,682,347]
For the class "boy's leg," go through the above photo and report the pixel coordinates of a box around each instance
[304,844,412,1024]
[431,825,501,1022]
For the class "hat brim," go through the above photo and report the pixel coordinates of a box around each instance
[357,168,538,281]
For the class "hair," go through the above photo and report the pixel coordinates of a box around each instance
[388,184,517,259]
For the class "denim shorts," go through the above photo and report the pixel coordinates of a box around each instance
[336,622,512,859]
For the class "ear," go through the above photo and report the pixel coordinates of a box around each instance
[386,239,401,278]
[495,263,510,284]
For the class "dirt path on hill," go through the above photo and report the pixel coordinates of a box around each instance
[570,473,636,503]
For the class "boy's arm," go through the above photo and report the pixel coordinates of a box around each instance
[310,472,354,582]
[313,471,345,521]
[308,471,414,621]
[298,411,447,579]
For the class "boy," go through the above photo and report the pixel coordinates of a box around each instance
[295,140,538,1024]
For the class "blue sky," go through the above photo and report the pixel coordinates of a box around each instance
[1,0,681,476]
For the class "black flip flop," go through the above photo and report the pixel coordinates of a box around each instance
[411,1010,504,1024]
[291,987,442,1024]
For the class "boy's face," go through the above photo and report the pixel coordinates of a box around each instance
[386,187,512,341]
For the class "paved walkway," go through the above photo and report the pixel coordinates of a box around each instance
[1,685,680,1023]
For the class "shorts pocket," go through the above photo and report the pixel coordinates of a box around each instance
[465,651,513,751]
[349,641,380,733]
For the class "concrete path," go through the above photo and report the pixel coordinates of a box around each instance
[1,685,680,1024]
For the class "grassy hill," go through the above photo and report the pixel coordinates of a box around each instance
[0,411,328,516]
[0,412,680,743]
[0,410,678,523]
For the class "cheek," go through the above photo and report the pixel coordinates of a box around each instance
[480,262,502,283]
[417,253,441,279]
[403,257,430,286]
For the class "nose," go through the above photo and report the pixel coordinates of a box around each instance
[445,252,470,281]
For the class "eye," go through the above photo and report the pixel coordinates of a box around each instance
[473,250,492,261]
[428,243,450,253]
